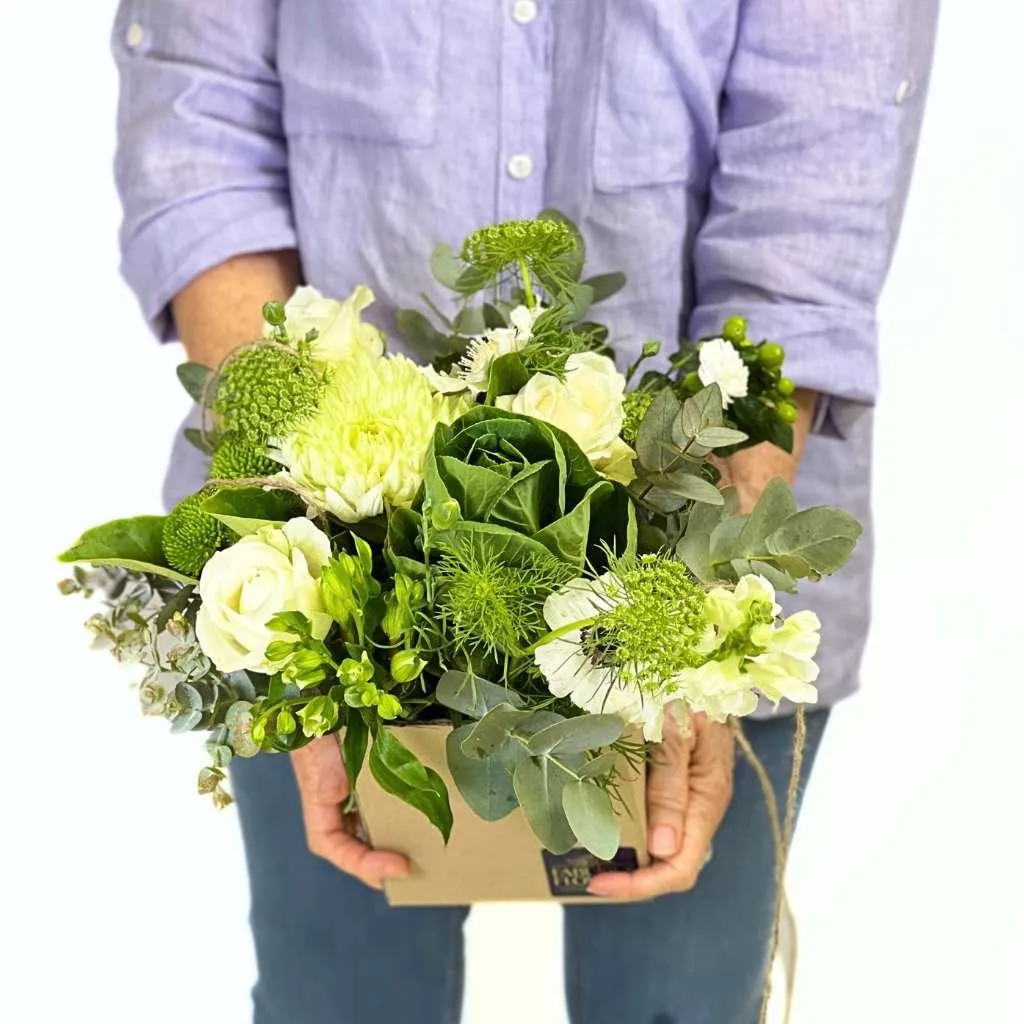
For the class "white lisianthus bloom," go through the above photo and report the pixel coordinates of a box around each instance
[276,353,470,522]
[674,657,760,722]
[534,574,668,741]
[195,518,333,673]
[698,337,749,407]
[270,285,385,362]
[497,352,636,485]
[745,610,822,706]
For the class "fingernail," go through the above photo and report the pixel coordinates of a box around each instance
[651,825,677,857]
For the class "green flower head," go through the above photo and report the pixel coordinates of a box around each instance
[621,390,654,443]
[460,218,578,279]
[162,490,225,577]
[209,433,280,480]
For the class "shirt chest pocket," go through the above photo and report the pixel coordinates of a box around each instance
[277,0,441,146]
[593,1,729,192]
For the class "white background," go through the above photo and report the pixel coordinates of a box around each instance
[2,3,1022,1022]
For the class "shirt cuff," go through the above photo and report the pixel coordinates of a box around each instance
[120,188,297,341]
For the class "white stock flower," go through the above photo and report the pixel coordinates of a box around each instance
[497,352,636,485]
[195,519,333,673]
[271,285,385,362]
[674,657,760,722]
[534,575,668,741]
[698,337,749,407]
[745,610,822,706]
[422,304,537,395]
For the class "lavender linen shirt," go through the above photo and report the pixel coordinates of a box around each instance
[112,0,938,708]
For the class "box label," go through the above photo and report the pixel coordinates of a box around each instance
[541,847,640,896]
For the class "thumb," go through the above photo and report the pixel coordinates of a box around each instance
[646,713,692,859]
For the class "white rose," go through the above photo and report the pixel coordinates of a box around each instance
[195,518,333,673]
[271,285,385,362]
[497,352,636,484]
[698,337,749,407]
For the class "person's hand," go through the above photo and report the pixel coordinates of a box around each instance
[715,388,818,512]
[587,712,734,899]
[291,736,410,890]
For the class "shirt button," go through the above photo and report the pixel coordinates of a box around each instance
[512,1,538,25]
[125,21,145,48]
[507,154,534,180]
[894,77,913,104]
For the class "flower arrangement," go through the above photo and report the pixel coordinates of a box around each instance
[60,213,859,860]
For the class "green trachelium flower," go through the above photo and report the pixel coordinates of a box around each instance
[213,344,328,445]
[621,390,654,443]
[162,491,225,577]
[436,547,572,659]
[209,433,280,480]
[460,218,578,279]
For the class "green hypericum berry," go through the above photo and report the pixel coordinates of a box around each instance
[722,316,748,344]
[758,343,785,369]
[777,401,798,424]
[162,491,225,577]
[621,390,655,443]
[777,377,796,397]
[214,344,327,445]
[209,433,280,480]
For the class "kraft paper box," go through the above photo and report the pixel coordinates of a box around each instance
[355,722,649,906]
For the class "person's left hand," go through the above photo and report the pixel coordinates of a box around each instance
[587,711,735,899]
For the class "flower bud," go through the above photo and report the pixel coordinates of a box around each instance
[391,650,426,683]
[431,498,461,531]
[276,708,297,735]
[338,653,374,687]
[264,639,298,664]
[298,695,339,738]
[377,693,404,721]
[262,300,287,327]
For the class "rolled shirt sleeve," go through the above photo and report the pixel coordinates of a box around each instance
[112,1,295,339]
[688,0,939,407]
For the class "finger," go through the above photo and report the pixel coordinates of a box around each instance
[645,713,691,860]
[587,858,695,900]
[308,825,410,890]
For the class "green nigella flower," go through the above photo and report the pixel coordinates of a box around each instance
[621,390,654,443]
[162,491,225,577]
[213,344,328,445]
[460,218,578,279]
[209,433,280,480]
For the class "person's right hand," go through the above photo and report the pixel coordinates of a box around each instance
[291,736,411,890]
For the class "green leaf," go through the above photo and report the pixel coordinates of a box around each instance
[396,309,448,351]
[342,712,369,799]
[676,531,712,583]
[385,507,427,579]
[460,703,537,759]
[562,780,620,860]
[645,470,725,506]
[453,264,495,295]
[58,516,196,584]
[764,507,862,575]
[526,714,624,756]
[513,756,577,854]
[558,281,595,322]
[709,514,749,567]
[453,304,487,335]
[484,351,530,403]
[446,724,524,821]
[738,477,799,553]
[201,488,296,536]
[184,427,215,455]
[433,455,510,522]
[435,671,525,719]
[488,460,558,535]
[154,583,195,631]
[679,385,725,441]
[176,362,212,403]
[532,479,616,571]
[430,243,464,289]
[695,426,748,449]
[580,271,627,304]
[433,521,568,577]
[580,750,620,780]
[368,728,453,843]
[749,560,799,594]
[635,389,682,473]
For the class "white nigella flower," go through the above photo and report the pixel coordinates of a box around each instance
[698,337,749,408]
[422,304,538,395]
[534,574,669,742]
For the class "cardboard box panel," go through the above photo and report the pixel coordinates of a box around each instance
[356,723,649,906]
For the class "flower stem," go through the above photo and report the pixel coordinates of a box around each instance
[526,616,598,654]
[518,256,536,309]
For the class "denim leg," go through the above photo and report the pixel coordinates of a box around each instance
[563,710,829,1024]
[231,753,469,1024]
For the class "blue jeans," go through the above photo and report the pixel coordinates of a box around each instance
[231,710,829,1024]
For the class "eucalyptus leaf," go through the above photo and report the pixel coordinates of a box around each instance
[396,309,448,351]
[749,560,799,594]
[764,507,862,575]
[738,477,799,553]
[676,531,713,582]
[709,514,749,566]
[461,703,537,759]
[369,729,453,843]
[695,426,748,449]
[562,780,620,860]
[435,671,525,719]
[635,389,682,473]
[446,724,524,821]
[580,750,620,780]
[679,385,725,441]
[430,243,464,289]
[645,470,724,506]
[453,304,487,335]
[59,516,196,585]
[580,271,627,304]
[526,714,624,756]
[176,362,212,403]
[513,756,577,854]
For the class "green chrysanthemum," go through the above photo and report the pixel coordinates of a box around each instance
[621,390,654,443]
[213,345,328,445]
[162,491,225,577]
[209,433,280,480]
[460,218,578,279]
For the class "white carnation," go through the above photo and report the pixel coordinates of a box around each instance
[698,337,749,407]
